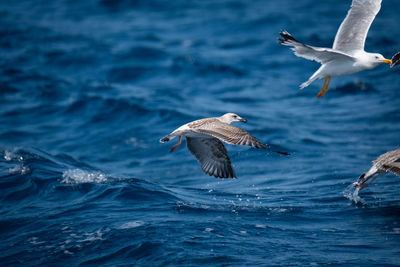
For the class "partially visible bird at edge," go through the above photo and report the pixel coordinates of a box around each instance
[353,148,400,190]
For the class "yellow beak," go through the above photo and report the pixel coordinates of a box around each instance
[380,59,392,64]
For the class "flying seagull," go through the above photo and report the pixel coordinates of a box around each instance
[279,0,392,98]
[353,148,400,190]
[160,113,289,178]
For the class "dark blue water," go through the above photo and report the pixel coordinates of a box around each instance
[1,0,400,265]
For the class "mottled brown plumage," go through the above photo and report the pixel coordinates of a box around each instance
[353,148,400,190]
[160,113,288,178]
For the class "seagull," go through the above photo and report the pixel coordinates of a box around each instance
[279,0,392,98]
[353,148,400,190]
[160,113,289,178]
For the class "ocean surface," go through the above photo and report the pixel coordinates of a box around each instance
[1,0,400,266]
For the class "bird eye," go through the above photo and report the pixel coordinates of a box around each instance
[375,56,378,59]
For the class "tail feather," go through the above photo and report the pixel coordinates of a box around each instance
[300,67,323,89]
[300,76,318,89]
[300,80,313,89]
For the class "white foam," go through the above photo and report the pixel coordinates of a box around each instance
[343,184,366,204]
[79,230,104,242]
[61,169,109,184]
[4,150,12,161]
[118,221,144,229]
[9,164,30,175]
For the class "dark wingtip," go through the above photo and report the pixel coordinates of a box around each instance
[260,143,290,156]
[390,51,400,68]
[278,31,298,44]
[276,151,290,156]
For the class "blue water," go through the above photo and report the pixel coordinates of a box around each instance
[1,0,400,265]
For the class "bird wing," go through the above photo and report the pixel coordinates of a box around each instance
[186,137,236,178]
[279,31,355,64]
[333,0,382,55]
[382,162,400,176]
[390,51,400,68]
[193,120,268,149]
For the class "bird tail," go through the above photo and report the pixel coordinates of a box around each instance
[300,78,316,89]
[300,67,323,89]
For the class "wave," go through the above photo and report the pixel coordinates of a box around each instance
[0,147,179,202]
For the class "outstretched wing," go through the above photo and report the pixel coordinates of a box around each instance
[279,31,354,64]
[390,51,400,68]
[373,148,400,175]
[382,162,400,176]
[333,0,382,55]
[186,137,236,178]
[194,120,268,149]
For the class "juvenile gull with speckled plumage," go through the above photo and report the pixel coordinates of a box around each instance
[160,113,289,178]
[353,148,400,190]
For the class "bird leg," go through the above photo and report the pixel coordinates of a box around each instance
[169,135,182,153]
[317,75,331,98]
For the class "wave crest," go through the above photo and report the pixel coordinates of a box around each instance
[61,169,109,184]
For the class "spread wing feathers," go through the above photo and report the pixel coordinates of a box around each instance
[373,149,400,167]
[194,121,268,149]
[333,0,382,55]
[279,31,353,64]
[390,51,400,68]
[382,162,400,176]
[186,137,236,178]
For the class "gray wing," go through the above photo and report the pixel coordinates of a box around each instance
[333,0,382,55]
[279,31,354,64]
[194,120,268,149]
[186,137,236,178]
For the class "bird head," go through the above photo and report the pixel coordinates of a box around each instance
[371,53,391,65]
[352,173,368,190]
[219,113,247,124]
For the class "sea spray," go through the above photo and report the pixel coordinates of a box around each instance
[343,184,366,204]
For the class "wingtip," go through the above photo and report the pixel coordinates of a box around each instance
[276,151,290,156]
[278,31,299,46]
[262,144,290,156]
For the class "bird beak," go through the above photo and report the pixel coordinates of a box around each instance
[380,59,392,64]
[352,173,372,191]
[353,174,366,187]
[239,117,247,123]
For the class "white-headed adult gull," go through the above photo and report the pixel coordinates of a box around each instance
[279,0,392,97]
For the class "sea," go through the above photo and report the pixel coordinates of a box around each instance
[1,0,400,266]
